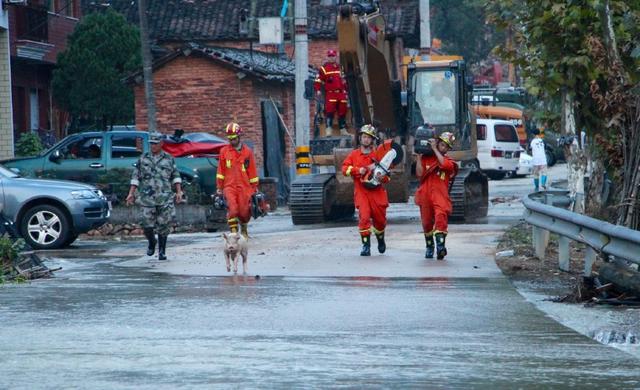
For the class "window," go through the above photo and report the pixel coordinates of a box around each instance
[111,135,144,158]
[15,5,48,42]
[476,124,487,141]
[494,124,519,142]
[61,137,103,159]
[50,0,76,17]
[413,70,457,125]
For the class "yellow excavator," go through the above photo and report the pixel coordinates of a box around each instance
[290,2,488,224]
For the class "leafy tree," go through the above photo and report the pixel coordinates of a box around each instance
[486,0,640,227]
[431,0,504,64]
[52,9,141,131]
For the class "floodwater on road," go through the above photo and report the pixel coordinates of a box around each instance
[1,257,638,389]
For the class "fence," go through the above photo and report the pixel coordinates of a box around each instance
[522,190,640,276]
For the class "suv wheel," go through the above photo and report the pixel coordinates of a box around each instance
[20,205,70,250]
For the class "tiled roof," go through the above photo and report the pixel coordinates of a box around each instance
[82,0,419,47]
[128,43,315,83]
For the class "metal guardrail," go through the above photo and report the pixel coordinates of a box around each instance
[522,190,640,276]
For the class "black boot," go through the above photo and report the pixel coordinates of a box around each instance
[425,233,434,259]
[360,235,371,256]
[158,235,167,261]
[375,232,386,254]
[143,228,156,256]
[435,232,447,260]
[326,116,334,130]
[338,117,347,131]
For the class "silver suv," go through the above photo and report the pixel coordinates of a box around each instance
[0,164,110,249]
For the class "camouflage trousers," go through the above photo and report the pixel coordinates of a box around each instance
[140,203,176,236]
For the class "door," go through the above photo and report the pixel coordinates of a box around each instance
[261,100,289,204]
[43,134,106,184]
[29,89,39,131]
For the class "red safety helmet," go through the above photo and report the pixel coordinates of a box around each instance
[327,49,337,57]
[225,122,242,139]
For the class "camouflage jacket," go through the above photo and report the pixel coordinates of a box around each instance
[130,151,182,206]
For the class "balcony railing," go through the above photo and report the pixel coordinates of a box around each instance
[15,6,49,43]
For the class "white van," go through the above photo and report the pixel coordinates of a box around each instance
[476,118,521,180]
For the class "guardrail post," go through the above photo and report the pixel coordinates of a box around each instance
[558,236,570,271]
[533,226,549,259]
[584,247,596,276]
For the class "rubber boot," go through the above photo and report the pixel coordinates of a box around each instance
[228,218,238,233]
[158,235,167,261]
[338,117,349,136]
[540,175,548,190]
[143,228,156,256]
[326,116,334,136]
[375,232,386,254]
[425,233,435,259]
[533,178,539,192]
[435,233,447,260]
[240,223,249,239]
[360,235,371,256]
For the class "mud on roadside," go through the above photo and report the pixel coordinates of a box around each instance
[494,221,599,299]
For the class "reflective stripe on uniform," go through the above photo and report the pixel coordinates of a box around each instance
[216,174,225,180]
[249,177,259,184]
[371,226,384,235]
[345,166,353,176]
[226,160,232,168]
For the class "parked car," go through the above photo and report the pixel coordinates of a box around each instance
[515,150,533,177]
[1,131,223,199]
[476,118,521,180]
[0,164,110,249]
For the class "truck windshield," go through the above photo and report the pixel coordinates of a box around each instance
[413,70,457,126]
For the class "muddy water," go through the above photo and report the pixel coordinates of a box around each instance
[1,258,638,389]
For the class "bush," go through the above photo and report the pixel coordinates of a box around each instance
[0,237,25,283]
[15,132,44,157]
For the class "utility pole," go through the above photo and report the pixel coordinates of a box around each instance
[419,0,431,59]
[137,0,157,132]
[294,0,310,175]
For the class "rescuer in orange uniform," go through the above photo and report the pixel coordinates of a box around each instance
[216,122,259,238]
[415,132,458,260]
[342,124,390,256]
[315,49,348,136]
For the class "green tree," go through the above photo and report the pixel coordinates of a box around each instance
[431,0,504,64]
[486,0,640,226]
[52,9,141,131]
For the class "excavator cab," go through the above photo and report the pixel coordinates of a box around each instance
[407,60,477,164]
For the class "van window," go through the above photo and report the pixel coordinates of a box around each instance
[494,124,519,142]
[476,124,487,141]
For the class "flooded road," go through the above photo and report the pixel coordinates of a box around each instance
[1,257,638,389]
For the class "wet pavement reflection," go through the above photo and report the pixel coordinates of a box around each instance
[1,257,639,389]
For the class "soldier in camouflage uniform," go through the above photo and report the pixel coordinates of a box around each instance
[126,132,183,260]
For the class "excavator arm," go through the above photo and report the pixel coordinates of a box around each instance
[337,3,402,135]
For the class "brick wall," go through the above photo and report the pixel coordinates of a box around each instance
[133,55,296,170]
[0,29,14,159]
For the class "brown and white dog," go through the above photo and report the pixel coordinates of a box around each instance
[222,232,248,274]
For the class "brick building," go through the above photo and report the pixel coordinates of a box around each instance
[8,0,83,149]
[90,0,418,199]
